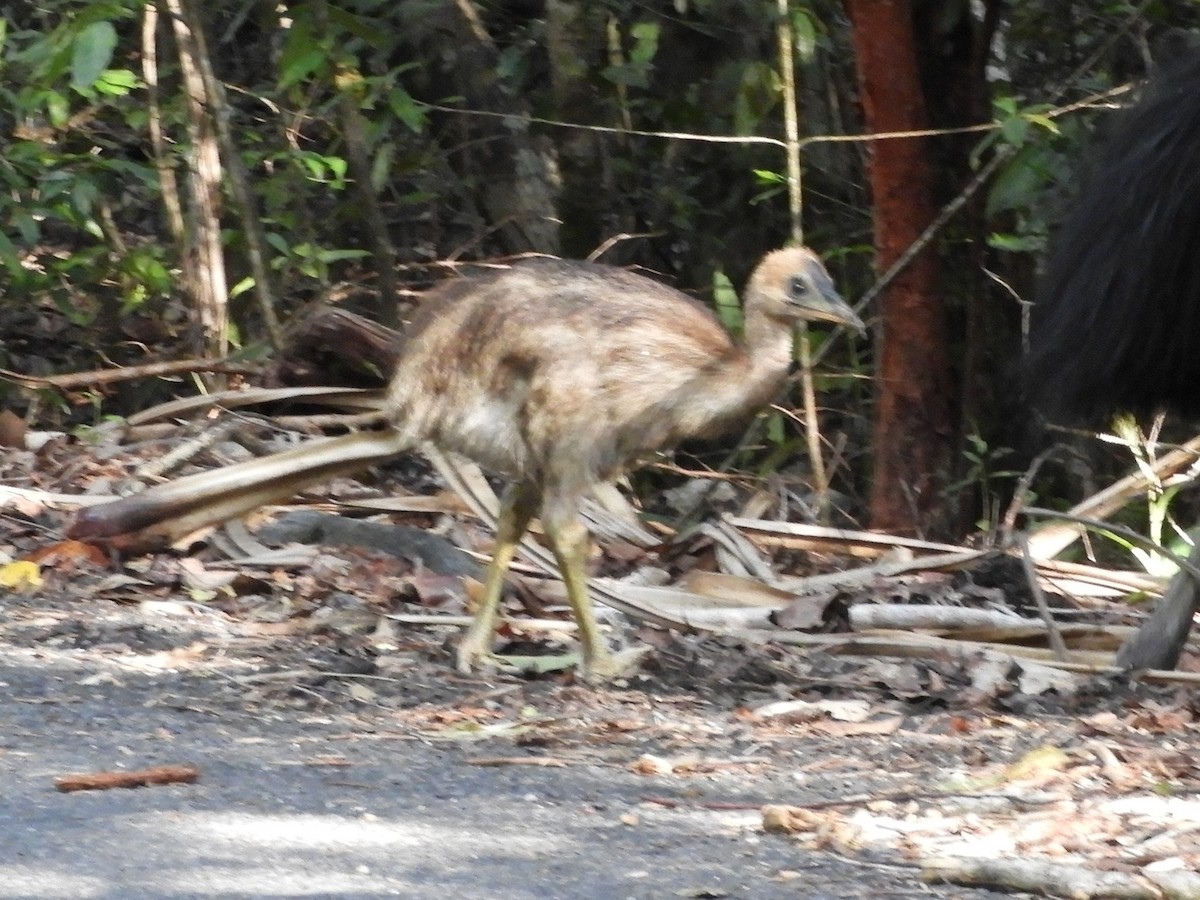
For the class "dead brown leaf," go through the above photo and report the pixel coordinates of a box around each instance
[26,539,109,569]
[0,409,27,448]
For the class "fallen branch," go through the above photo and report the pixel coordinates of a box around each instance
[55,764,200,792]
[923,855,1200,899]
[2,360,258,390]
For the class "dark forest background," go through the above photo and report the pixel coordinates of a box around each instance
[3,0,1198,551]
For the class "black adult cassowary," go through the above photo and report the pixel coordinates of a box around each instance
[1027,52,1200,669]
[1027,52,1200,422]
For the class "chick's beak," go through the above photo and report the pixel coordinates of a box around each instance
[804,266,866,334]
[813,292,865,334]
[806,282,864,338]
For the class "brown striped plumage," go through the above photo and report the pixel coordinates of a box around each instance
[71,249,861,680]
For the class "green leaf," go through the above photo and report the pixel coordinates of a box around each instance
[600,63,647,89]
[791,9,818,62]
[752,168,788,185]
[325,6,388,45]
[71,21,117,93]
[629,22,660,66]
[712,269,742,332]
[999,114,1029,146]
[94,68,138,97]
[765,410,785,445]
[45,90,70,127]
[993,96,1018,117]
[387,87,426,133]
[230,275,256,299]
[298,152,349,186]
[315,248,369,262]
[281,47,327,89]
[986,144,1052,216]
[601,21,659,89]
[1024,113,1059,135]
[266,232,291,254]
[72,178,99,217]
[123,250,171,294]
[733,62,779,136]
[278,15,327,89]
[11,210,39,245]
[987,232,1044,253]
[0,230,22,276]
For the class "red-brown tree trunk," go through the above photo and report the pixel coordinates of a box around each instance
[845,0,955,536]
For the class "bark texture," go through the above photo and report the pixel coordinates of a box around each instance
[845,0,955,536]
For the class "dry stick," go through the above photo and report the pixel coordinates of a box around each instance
[668,3,844,532]
[775,0,804,245]
[131,420,244,484]
[587,231,664,263]
[775,2,830,522]
[605,11,633,136]
[0,360,259,390]
[1015,532,1069,662]
[1023,507,1200,585]
[743,628,1200,685]
[55,764,200,793]
[999,445,1059,545]
[416,101,1008,150]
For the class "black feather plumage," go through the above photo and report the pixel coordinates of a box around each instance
[1028,53,1200,422]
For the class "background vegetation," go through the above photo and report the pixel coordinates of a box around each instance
[3,0,1198,546]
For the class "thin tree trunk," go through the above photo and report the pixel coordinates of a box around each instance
[179,0,284,349]
[165,0,228,361]
[142,4,185,244]
[845,0,955,537]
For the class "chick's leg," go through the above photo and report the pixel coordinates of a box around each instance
[541,511,647,682]
[456,484,538,673]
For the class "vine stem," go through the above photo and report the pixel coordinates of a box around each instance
[776,0,829,519]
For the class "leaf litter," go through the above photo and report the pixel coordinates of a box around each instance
[5,401,1200,895]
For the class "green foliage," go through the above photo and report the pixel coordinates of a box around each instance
[252,2,434,299]
[791,7,819,62]
[946,432,1021,533]
[732,62,780,137]
[0,1,164,326]
[1101,417,1192,577]
[711,269,742,333]
[264,232,370,284]
[3,0,1177,540]
[979,95,1078,254]
[750,167,788,205]
[71,20,118,91]
[602,21,660,88]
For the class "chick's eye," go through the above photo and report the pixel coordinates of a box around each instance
[788,275,809,297]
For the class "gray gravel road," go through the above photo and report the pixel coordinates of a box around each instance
[0,642,1025,900]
